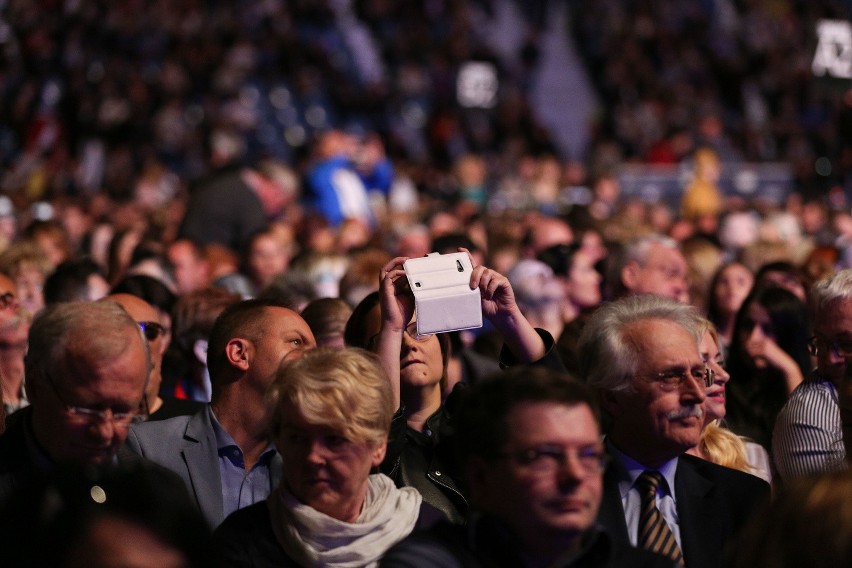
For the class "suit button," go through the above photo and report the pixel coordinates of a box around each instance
[434,470,442,477]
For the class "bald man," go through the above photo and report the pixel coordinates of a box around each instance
[104,294,202,421]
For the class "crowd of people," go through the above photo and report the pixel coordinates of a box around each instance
[2,0,852,566]
[572,0,852,194]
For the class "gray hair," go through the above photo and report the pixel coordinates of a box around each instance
[624,234,680,265]
[25,301,151,391]
[607,234,680,299]
[578,294,702,392]
[810,268,852,319]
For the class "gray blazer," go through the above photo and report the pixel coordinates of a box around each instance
[124,406,282,528]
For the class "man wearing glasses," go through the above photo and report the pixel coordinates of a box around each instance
[578,295,769,568]
[773,269,852,482]
[383,367,671,568]
[0,301,151,503]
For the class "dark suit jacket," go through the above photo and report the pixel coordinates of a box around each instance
[0,406,169,507]
[124,405,282,528]
[0,406,43,505]
[596,454,770,568]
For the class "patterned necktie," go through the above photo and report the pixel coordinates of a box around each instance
[636,470,684,566]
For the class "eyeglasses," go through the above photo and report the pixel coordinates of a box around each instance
[367,321,435,350]
[0,292,17,310]
[640,366,710,391]
[47,373,144,429]
[499,444,609,477]
[642,262,687,283]
[807,336,852,358]
[403,321,434,342]
[138,321,166,342]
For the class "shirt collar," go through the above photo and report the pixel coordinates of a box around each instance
[606,438,679,503]
[208,406,276,461]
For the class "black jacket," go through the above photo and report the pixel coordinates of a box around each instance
[381,515,675,568]
[381,329,566,524]
[597,453,770,568]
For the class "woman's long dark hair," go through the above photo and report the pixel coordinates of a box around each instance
[727,285,812,381]
[724,285,812,447]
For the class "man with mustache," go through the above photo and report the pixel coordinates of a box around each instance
[578,295,769,568]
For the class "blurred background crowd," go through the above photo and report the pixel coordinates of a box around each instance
[0,0,850,345]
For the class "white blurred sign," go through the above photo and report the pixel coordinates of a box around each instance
[457,62,499,108]
[812,19,852,79]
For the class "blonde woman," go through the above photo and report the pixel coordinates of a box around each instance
[213,348,441,567]
[689,319,772,484]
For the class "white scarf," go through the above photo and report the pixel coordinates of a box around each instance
[268,473,422,568]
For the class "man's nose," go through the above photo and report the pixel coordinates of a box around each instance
[556,455,587,486]
[681,373,707,403]
[86,415,116,442]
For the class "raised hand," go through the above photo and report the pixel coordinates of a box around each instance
[459,248,545,363]
[379,257,415,334]
[746,336,804,394]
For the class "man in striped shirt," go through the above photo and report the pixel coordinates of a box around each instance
[773,269,852,482]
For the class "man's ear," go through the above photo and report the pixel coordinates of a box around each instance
[621,261,640,291]
[599,388,625,417]
[224,338,252,371]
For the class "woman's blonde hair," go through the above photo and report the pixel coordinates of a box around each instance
[267,347,394,447]
[697,421,751,474]
[694,318,753,474]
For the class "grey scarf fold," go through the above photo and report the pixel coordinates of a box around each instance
[268,473,422,568]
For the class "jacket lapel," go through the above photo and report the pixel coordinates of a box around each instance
[597,461,631,543]
[182,409,223,526]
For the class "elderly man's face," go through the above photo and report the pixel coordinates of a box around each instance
[32,328,148,465]
[625,244,688,302]
[604,319,706,467]
[470,402,604,547]
[812,298,852,387]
